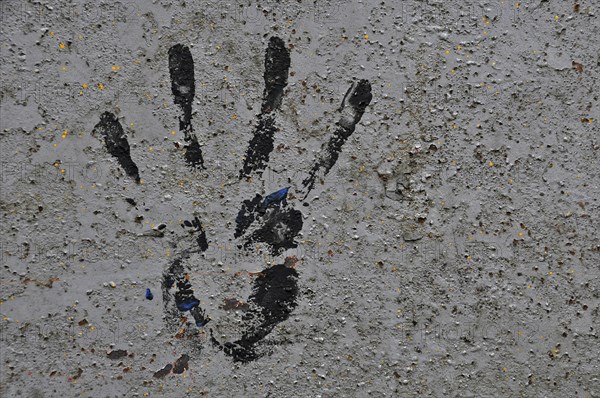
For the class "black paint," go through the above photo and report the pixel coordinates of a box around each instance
[153,364,172,378]
[154,354,189,377]
[182,216,209,251]
[234,194,263,238]
[234,189,302,255]
[195,230,208,253]
[243,207,303,255]
[106,349,128,360]
[302,80,372,196]
[156,39,371,365]
[261,36,291,113]
[93,112,140,182]
[212,262,298,362]
[172,354,190,374]
[168,44,204,169]
[239,37,290,178]
[239,115,277,178]
[163,217,210,329]
[162,250,209,329]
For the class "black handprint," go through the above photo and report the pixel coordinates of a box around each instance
[92,36,372,365]
[212,256,300,362]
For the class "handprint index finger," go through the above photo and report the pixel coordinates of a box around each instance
[169,44,205,169]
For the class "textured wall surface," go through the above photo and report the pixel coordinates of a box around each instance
[1,0,599,397]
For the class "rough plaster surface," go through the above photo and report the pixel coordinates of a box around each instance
[1,0,599,397]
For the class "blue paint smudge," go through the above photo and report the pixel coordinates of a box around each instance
[262,187,289,209]
[145,288,154,300]
[177,297,200,311]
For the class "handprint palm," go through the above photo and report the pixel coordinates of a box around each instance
[92,37,372,365]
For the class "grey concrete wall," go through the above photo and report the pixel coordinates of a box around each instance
[1,0,598,397]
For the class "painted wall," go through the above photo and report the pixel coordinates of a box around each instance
[1,0,598,396]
